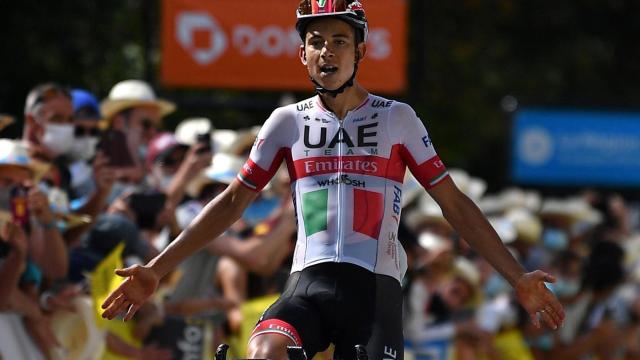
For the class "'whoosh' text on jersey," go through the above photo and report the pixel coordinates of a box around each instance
[238,94,449,282]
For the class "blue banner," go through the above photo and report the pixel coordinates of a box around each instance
[512,109,640,186]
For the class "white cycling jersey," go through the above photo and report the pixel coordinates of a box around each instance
[238,94,449,282]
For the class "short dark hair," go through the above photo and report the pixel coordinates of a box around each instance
[24,82,71,115]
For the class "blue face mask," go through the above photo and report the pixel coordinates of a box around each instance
[542,228,568,251]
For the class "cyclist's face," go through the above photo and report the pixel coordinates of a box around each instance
[300,18,364,90]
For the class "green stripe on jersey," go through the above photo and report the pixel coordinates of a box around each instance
[302,189,328,236]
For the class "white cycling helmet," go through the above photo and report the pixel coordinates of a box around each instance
[296,0,368,43]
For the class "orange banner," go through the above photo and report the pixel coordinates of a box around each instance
[161,0,407,93]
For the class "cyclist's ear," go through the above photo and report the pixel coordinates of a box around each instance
[355,43,366,63]
[299,45,308,65]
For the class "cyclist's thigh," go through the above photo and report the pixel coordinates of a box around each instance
[253,271,332,358]
[247,332,294,359]
[334,272,404,359]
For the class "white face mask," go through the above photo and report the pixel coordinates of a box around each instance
[42,123,75,156]
[69,137,99,162]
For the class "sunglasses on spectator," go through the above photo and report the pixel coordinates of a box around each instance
[142,119,154,130]
[74,125,101,137]
[32,85,71,108]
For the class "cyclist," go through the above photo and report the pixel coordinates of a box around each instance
[102,0,565,358]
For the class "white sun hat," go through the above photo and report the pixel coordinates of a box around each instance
[175,117,213,146]
[0,139,49,180]
[100,80,176,120]
[487,216,517,244]
[505,208,543,244]
[50,296,106,360]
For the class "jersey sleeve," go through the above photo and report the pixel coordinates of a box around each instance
[237,107,292,192]
[390,102,449,189]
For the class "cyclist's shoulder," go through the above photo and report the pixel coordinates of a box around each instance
[367,94,415,117]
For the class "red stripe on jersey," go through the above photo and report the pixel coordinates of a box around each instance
[239,148,289,192]
[353,189,383,239]
[399,145,448,189]
[291,155,405,182]
[250,319,302,346]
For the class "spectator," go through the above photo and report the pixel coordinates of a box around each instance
[100,79,175,167]
[0,139,69,359]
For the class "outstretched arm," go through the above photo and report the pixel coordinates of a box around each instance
[148,180,258,277]
[101,180,258,320]
[428,177,564,329]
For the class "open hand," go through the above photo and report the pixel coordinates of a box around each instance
[101,265,159,321]
[515,270,565,330]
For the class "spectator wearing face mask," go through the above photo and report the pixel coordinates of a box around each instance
[64,90,117,229]
[22,83,75,162]
[22,83,116,246]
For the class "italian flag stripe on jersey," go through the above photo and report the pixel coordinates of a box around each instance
[353,189,383,239]
[302,189,328,236]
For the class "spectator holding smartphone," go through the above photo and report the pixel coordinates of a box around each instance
[0,139,69,359]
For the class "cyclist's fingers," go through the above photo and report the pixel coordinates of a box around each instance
[102,294,126,319]
[124,303,141,321]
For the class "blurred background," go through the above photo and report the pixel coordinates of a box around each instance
[1,0,638,189]
[1,1,640,359]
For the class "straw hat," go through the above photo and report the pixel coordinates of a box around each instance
[0,114,14,131]
[100,80,175,120]
[478,187,541,215]
[539,197,602,225]
[505,208,543,244]
[0,139,49,181]
[453,257,483,307]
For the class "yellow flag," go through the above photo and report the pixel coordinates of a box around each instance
[89,242,125,328]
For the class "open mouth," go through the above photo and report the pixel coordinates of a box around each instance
[320,65,338,75]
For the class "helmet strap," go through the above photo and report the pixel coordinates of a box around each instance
[311,61,359,98]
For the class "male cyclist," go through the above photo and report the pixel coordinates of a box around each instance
[102,1,564,358]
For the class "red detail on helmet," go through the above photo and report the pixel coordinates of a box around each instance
[312,0,333,14]
[347,1,364,12]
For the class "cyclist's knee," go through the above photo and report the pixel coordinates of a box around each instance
[247,333,295,359]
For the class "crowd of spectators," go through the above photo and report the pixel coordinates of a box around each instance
[1,80,639,360]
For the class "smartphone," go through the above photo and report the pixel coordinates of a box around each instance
[97,129,135,167]
[10,186,30,230]
[127,192,167,230]
[195,133,212,154]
